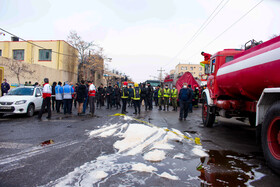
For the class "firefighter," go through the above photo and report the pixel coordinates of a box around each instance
[132,83,141,114]
[38,78,52,120]
[140,83,148,110]
[163,84,171,111]
[193,85,199,108]
[171,85,178,111]
[158,85,164,110]
[121,82,129,114]
[188,85,194,113]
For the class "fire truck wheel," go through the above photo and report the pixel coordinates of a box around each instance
[262,102,280,174]
[202,95,215,128]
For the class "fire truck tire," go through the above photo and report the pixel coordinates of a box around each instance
[261,102,280,174]
[202,95,215,128]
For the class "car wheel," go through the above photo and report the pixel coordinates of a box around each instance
[27,104,35,117]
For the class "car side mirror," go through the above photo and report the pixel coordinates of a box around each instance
[36,94,41,97]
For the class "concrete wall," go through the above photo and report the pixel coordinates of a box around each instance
[0,57,77,86]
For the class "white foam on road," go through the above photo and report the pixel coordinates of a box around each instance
[192,146,209,157]
[44,122,204,186]
[131,163,158,173]
[158,172,179,180]
[173,153,184,159]
[143,149,166,162]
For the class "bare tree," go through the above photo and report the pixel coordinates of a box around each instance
[67,30,95,81]
[0,57,35,84]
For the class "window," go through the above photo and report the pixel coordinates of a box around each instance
[211,59,216,74]
[0,50,2,56]
[13,49,24,60]
[185,67,187,70]
[35,88,42,96]
[226,56,234,63]
[199,67,202,71]
[181,66,185,70]
[39,49,52,61]
[190,67,193,71]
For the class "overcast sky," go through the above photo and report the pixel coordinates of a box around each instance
[1,0,279,83]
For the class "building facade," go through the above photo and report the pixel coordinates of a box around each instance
[174,63,204,78]
[0,40,78,85]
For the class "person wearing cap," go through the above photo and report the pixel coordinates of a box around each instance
[38,78,52,120]
[88,81,96,116]
[121,82,129,114]
[132,82,141,114]
[158,85,164,111]
[62,81,74,115]
[171,85,178,111]
[163,84,171,111]
[1,78,10,96]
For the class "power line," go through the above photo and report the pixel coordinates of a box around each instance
[163,0,229,67]
[185,0,264,62]
[0,27,77,58]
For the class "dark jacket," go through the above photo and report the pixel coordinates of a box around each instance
[1,82,10,93]
[128,87,134,98]
[140,85,147,98]
[154,88,159,98]
[106,86,114,97]
[179,88,192,102]
[97,87,105,99]
[147,85,153,98]
[76,84,87,102]
[114,87,121,98]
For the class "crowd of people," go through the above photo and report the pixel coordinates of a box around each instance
[1,77,200,121]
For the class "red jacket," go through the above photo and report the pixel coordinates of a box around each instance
[42,83,52,99]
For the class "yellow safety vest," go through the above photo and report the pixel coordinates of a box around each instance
[158,89,163,98]
[121,87,129,99]
[171,89,178,98]
[132,88,141,100]
[164,88,170,98]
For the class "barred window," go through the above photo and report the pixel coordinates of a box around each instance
[13,49,24,60]
[39,49,52,61]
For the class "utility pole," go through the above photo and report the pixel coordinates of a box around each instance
[157,67,165,83]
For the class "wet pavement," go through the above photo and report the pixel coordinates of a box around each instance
[0,104,279,186]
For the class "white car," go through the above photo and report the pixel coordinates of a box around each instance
[0,86,43,117]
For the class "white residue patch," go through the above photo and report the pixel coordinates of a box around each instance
[192,146,209,157]
[173,153,184,159]
[99,128,118,137]
[89,124,119,137]
[158,172,179,180]
[114,123,158,153]
[144,149,166,162]
[131,163,158,173]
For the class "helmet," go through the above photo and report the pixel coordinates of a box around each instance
[44,78,49,83]
[123,82,128,86]
[134,83,139,87]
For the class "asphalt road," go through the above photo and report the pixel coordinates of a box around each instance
[0,103,280,186]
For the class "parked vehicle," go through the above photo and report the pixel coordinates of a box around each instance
[0,86,43,117]
[201,36,280,173]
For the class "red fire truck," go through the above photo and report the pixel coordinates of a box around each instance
[201,36,280,173]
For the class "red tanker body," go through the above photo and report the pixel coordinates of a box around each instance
[201,36,280,174]
[216,36,280,101]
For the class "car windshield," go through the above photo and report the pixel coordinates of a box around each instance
[7,87,34,96]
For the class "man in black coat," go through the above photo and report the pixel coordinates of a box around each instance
[146,83,154,110]
[97,84,105,108]
[114,84,121,109]
[179,83,192,121]
[140,83,148,111]
[106,83,114,109]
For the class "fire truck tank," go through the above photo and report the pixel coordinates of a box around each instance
[216,36,280,101]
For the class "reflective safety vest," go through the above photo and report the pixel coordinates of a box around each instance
[121,87,129,99]
[132,87,141,100]
[171,89,178,98]
[163,88,170,98]
[158,89,163,98]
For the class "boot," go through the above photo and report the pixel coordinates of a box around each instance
[163,107,166,111]
[133,110,137,114]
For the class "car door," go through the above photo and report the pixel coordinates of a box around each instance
[34,88,43,110]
